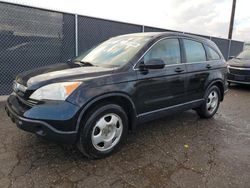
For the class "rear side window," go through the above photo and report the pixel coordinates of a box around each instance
[206,46,220,60]
[183,39,206,63]
[144,38,181,65]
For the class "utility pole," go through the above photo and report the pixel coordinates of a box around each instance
[228,0,236,39]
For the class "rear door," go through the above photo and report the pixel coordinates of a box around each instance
[204,45,224,69]
[135,38,188,115]
[181,38,211,101]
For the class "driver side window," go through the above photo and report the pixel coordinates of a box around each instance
[144,38,181,65]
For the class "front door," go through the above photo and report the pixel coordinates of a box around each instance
[135,38,187,115]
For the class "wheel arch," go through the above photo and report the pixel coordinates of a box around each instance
[75,92,137,133]
[206,79,225,101]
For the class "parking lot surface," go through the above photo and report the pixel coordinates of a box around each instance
[0,85,249,188]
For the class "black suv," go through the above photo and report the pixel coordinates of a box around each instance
[5,32,228,158]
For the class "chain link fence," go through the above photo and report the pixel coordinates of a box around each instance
[0,2,245,95]
[77,16,142,55]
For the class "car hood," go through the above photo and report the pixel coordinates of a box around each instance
[16,63,114,89]
[227,58,250,68]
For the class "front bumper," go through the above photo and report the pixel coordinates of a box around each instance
[228,79,250,85]
[228,73,250,84]
[5,95,79,144]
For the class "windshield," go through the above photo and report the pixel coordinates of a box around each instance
[236,50,250,60]
[73,35,151,68]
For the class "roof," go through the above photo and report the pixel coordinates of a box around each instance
[120,32,212,43]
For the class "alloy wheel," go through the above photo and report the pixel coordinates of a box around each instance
[91,113,123,152]
[206,90,219,114]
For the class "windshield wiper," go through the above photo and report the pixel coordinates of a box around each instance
[74,61,96,67]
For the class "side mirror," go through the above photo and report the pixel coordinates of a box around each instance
[228,56,235,60]
[139,59,165,70]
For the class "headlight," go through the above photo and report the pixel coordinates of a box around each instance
[30,82,81,101]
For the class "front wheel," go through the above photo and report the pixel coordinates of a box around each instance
[196,86,221,118]
[77,103,128,159]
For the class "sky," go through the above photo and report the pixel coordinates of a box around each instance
[1,0,250,41]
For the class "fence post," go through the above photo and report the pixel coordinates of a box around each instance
[75,14,78,56]
[227,39,232,60]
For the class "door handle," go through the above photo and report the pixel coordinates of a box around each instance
[175,67,184,73]
[206,64,212,69]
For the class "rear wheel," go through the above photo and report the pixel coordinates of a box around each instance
[77,103,128,159]
[196,86,221,118]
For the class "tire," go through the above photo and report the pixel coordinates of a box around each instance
[77,103,128,159]
[196,85,221,118]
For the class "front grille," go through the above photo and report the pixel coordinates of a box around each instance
[16,94,37,108]
[229,68,250,75]
[13,81,27,98]
[13,81,38,107]
[228,73,250,82]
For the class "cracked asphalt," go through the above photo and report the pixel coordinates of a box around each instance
[0,85,250,188]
